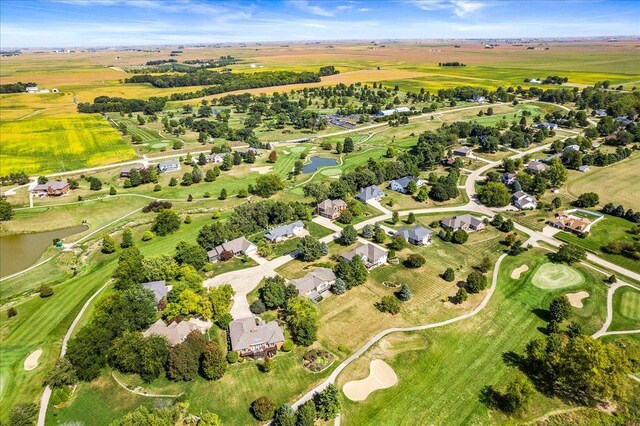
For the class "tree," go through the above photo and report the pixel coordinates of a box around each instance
[332,278,346,294]
[109,331,168,382]
[314,383,341,420]
[443,267,455,282]
[273,403,296,426]
[254,174,285,197]
[554,243,587,264]
[454,288,468,304]
[201,341,227,380]
[373,226,386,244]
[478,256,492,273]
[396,283,413,301]
[480,374,534,414]
[362,224,374,239]
[406,180,418,195]
[297,236,323,261]
[337,209,353,224]
[320,241,329,256]
[376,295,401,315]
[478,182,511,207]
[169,177,178,186]
[549,296,571,323]
[391,210,400,224]
[544,159,568,187]
[250,299,266,314]
[174,241,208,270]
[101,234,117,254]
[260,276,287,309]
[152,209,180,236]
[451,229,469,244]
[466,271,487,293]
[335,140,343,154]
[39,283,53,297]
[120,227,134,248]
[219,188,228,200]
[404,253,426,268]
[251,396,276,421]
[340,225,358,245]
[0,197,13,221]
[575,192,599,208]
[9,403,38,426]
[113,247,145,290]
[109,186,117,196]
[293,160,304,175]
[268,150,278,163]
[166,334,203,381]
[43,358,77,388]
[343,137,354,153]
[199,413,222,426]
[389,233,408,251]
[407,212,416,224]
[296,400,317,426]
[285,296,319,346]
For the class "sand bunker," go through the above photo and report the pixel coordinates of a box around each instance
[511,264,529,279]
[24,349,42,371]
[250,166,273,175]
[343,359,398,401]
[567,291,589,308]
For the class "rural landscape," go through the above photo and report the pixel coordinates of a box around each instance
[1,1,639,425]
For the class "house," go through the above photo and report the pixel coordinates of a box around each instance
[526,160,550,174]
[453,146,473,157]
[578,165,590,172]
[543,153,563,163]
[25,86,39,93]
[512,191,538,210]
[207,236,256,262]
[192,153,224,165]
[594,109,607,117]
[341,243,388,269]
[141,280,170,303]
[565,144,581,152]
[396,226,433,245]
[376,107,410,117]
[238,147,262,157]
[228,317,285,358]
[502,172,517,185]
[264,221,305,243]
[616,116,633,127]
[441,157,457,167]
[549,211,592,235]
[440,214,485,232]
[356,185,384,202]
[316,199,348,220]
[468,95,485,104]
[389,176,425,193]
[291,267,336,301]
[536,122,558,131]
[157,159,180,173]
[31,180,69,197]
[120,163,145,178]
[143,319,200,346]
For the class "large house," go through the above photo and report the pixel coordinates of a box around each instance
[396,226,433,245]
[453,146,473,157]
[264,221,305,243]
[512,191,538,210]
[192,153,224,165]
[142,280,170,303]
[389,176,424,193]
[341,243,388,269]
[502,172,517,185]
[31,180,69,197]
[376,107,410,117]
[356,185,384,202]
[440,214,485,232]
[207,236,256,262]
[316,199,348,220]
[549,211,592,236]
[536,122,558,131]
[157,159,180,173]
[526,160,550,174]
[291,267,336,301]
[143,319,200,346]
[120,163,145,178]
[228,317,285,358]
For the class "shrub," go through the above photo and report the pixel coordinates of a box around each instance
[7,307,17,318]
[226,351,239,364]
[443,267,455,282]
[250,299,266,314]
[281,340,294,352]
[454,288,468,304]
[153,184,161,192]
[466,271,487,293]
[219,250,234,261]
[404,253,426,268]
[142,200,172,213]
[396,284,412,301]
[452,229,469,244]
[376,295,401,315]
[141,230,154,241]
[251,396,276,421]
[39,284,54,298]
[331,278,346,295]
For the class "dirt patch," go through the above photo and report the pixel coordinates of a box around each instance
[511,264,529,279]
[249,166,273,175]
[567,291,589,308]
[343,359,398,401]
[24,349,43,371]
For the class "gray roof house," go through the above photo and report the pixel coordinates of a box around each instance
[229,317,285,358]
[291,267,336,301]
[356,185,384,202]
[157,159,180,173]
[376,106,410,117]
[616,116,633,126]
[453,146,473,157]
[526,160,550,174]
[143,319,199,346]
[536,122,558,130]
[594,109,607,117]
[502,172,517,185]
[512,191,538,210]
[397,226,433,245]
[207,236,257,262]
[141,280,170,303]
[264,221,305,243]
[389,176,425,193]
[341,243,388,269]
[440,214,485,232]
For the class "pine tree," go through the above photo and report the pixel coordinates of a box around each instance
[397,284,412,301]
[120,227,134,248]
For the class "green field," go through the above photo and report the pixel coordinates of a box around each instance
[0,114,136,175]
[610,286,640,332]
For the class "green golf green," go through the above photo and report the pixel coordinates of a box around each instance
[150,142,170,149]
[320,168,342,176]
[620,290,640,320]
[531,263,584,290]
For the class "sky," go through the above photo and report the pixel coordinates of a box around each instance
[1,0,639,48]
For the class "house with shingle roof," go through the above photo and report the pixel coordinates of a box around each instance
[389,176,425,193]
[341,243,388,269]
[356,185,384,202]
[157,159,180,173]
[264,221,305,243]
[120,163,145,178]
[453,146,473,157]
[142,280,170,303]
[316,199,348,220]
[31,180,69,197]
[512,191,538,210]
[526,160,550,174]
[228,317,285,358]
[207,236,256,262]
[549,211,592,235]
[396,226,433,245]
[440,214,485,232]
[291,267,336,301]
[143,319,200,346]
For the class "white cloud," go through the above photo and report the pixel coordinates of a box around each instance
[451,1,486,16]
[289,0,334,17]
[407,0,487,16]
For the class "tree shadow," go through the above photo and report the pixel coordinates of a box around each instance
[532,308,550,322]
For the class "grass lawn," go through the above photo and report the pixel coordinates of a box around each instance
[610,286,640,332]
[336,249,607,425]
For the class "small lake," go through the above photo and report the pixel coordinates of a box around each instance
[0,224,88,277]
[303,156,337,173]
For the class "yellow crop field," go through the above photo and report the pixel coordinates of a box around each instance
[0,114,136,175]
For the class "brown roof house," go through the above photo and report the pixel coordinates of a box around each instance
[120,163,145,178]
[526,160,550,174]
[207,236,256,262]
[143,319,200,346]
[291,267,336,301]
[316,199,348,220]
[549,212,592,236]
[228,317,285,358]
[31,180,69,197]
[341,243,388,269]
[440,214,485,232]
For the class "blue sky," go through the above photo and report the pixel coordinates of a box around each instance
[1,0,639,48]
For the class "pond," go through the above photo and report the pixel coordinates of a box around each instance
[302,156,337,174]
[0,224,88,277]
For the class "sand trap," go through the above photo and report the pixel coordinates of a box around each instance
[250,166,273,175]
[567,291,589,308]
[343,359,398,401]
[24,349,42,371]
[511,264,529,279]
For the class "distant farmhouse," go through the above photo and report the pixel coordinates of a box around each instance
[453,146,473,157]
[157,159,180,173]
[440,214,485,232]
[120,163,145,178]
[31,180,69,197]
[228,317,285,358]
[526,160,550,174]
[536,122,558,131]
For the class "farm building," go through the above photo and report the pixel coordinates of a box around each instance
[512,191,538,210]
[396,226,433,245]
[316,199,348,220]
[31,180,69,197]
[157,159,180,173]
[356,185,384,202]
[291,267,336,301]
[207,236,256,262]
[389,176,425,193]
[440,214,485,232]
[264,221,305,243]
[341,243,388,269]
[229,317,285,358]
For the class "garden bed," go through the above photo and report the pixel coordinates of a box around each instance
[302,349,336,373]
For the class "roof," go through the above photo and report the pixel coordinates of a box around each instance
[578,165,590,171]
[453,146,472,154]
[390,176,420,190]
[32,180,68,192]
[229,317,285,351]
[265,221,304,241]
[397,226,433,242]
[440,214,483,229]
[550,214,591,233]
[141,280,168,303]
[207,236,255,258]
[120,163,145,173]
[356,185,384,201]
[342,243,387,263]
[317,199,347,216]
[143,319,198,346]
[527,160,549,172]
[158,159,180,168]
[292,267,336,295]
[513,191,537,206]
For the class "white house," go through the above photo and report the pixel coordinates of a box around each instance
[356,185,384,202]
[341,243,388,269]
[376,107,410,117]
[512,191,538,210]
[291,268,336,301]
[578,165,590,173]
[157,159,180,173]
[207,237,256,262]
[389,176,424,193]
[396,226,433,245]
[264,221,305,243]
